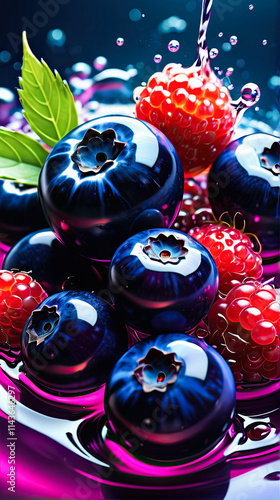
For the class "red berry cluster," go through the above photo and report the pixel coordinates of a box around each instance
[207,281,280,383]
[0,271,47,348]
[173,178,212,233]
[189,223,263,293]
[135,63,235,177]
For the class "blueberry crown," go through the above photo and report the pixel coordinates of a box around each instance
[134,347,182,393]
[71,128,126,176]
[143,233,188,264]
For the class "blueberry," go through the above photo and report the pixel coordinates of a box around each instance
[38,115,184,261]
[3,229,107,295]
[208,133,280,264]
[21,290,128,394]
[108,229,219,334]
[105,334,236,460]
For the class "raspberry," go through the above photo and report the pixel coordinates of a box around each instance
[189,223,263,293]
[172,178,213,233]
[207,281,280,383]
[0,271,47,348]
[135,63,236,177]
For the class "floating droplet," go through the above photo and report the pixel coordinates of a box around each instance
[154,54,162,63]
[240,83,261,106]
[168,40,180,52]
[218,32,223,37]
[129,8,142,22]
[255,106,259,111]
[93,56,107,71]
[218,70,223,76]
[47,29,66,48]
[228,84,234,90]
[222,42,232,52]
[0,50,11,63]
[249,4,254,10]
[248,423,271,441]
[230,36,238,46]
[226,67,234,76]
[262,39,267,46]
[116,37,124,47]
[209,48,219,59]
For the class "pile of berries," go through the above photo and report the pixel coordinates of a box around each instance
[0,271,47,348]
[135,63,235,177]
[189,223,263,293]
[207,281,280,383]
[173,178,212,233]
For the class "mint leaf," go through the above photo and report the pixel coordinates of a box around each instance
[18,31,78,148]
[0,127,48,186]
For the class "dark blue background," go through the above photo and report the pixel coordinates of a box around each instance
[0,0,279,124]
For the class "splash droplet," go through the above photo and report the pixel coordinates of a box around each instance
[209,48,219,59]
[240,83,261,106]
[116,37,124,47]
[168,40,180,52]
[226,67,234,76]
[154,54,162,63]
[249,4,254,10]
[228,84,234,90]
[218,32,223,38]
[230,36,238,46]
[93,56,107,71]
[262,39,267,46]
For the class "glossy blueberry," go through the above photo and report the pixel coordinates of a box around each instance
[105,334,236,460]
[39,115,184,261]
[3,229,107,296]
[109,229,219,334]
[0,180,47,246]
[208,134,280,262]
[21,290,128,394]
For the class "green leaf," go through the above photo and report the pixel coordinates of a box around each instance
[18,31,78,148]
[0,127,48,186]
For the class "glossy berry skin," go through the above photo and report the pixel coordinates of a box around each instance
[39,115,184,262]
[135,63,236,178]
[3,229,106,296]
[0,180,47,246]
[109,228,218,334]
[189,223,263,294]
[208,134,280,263]
[21,290,128,394]
[207,281,280,383]
[173,178,213,233]
[0,270,47,348]
[105,334,236,460]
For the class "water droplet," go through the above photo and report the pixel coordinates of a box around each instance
[228,84,234,90]
[142,13,145,17]
[222,42,232,52]
[240,83,261,106]
[154,54,162,63]
[248,423,271,441]
[218,32,223,37]
[249,4,254,10]
[255,106,259,111]
[230,36,238,46]
[47,29,66,48]
[0,50,11,63]
[226,67,234,76]
[116,37,124,47]
[93,56,107,71]
[209,48,219,59]
[262,39,267,46]
[168,40,180,52]
[218,70,223,76]
[129,8,142,22]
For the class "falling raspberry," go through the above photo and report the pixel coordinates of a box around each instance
[207,281,280,383]
[189,221,263,293]
[0,271,47,348]
[173,177,213,233]
[135,63,236,177]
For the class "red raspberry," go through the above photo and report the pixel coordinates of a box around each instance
[173,177,213,233]
[207,281,280,383]
[135,63,236,178]
[189,223,263,293]
[0,271,47,348]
